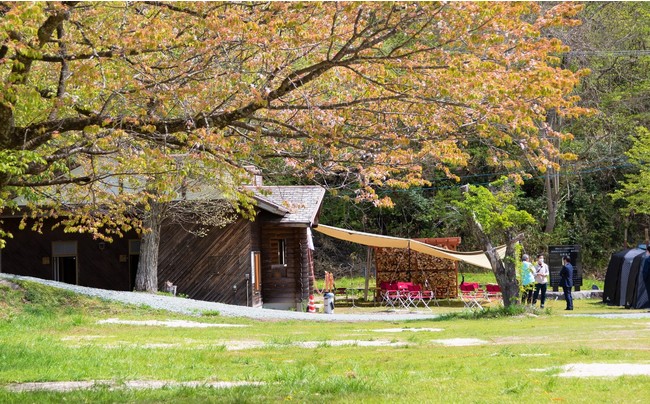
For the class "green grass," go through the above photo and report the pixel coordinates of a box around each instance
[315,273,606,295]
[458,272,605,291]
[1,278,649,403]
[317,273,606,291]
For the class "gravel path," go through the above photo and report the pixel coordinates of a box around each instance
[1,273,439,322]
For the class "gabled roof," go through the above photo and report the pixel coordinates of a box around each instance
[8,158,326,227]
[245,186,326,227]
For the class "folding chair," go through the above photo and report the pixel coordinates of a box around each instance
[421,280,438,308]
[395,283,413,309]
[485,283,502,304]
[405,284,423,309]
[379,282,394,307]
[459,283,483,310]
[419,289,437,309]
[384,282,405,308]
[380,282,405,309]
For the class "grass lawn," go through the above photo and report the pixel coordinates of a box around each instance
[1,278,649,403]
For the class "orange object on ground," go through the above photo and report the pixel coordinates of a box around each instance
[308,295,316,313]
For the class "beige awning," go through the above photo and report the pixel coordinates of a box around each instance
[313,224,505,270]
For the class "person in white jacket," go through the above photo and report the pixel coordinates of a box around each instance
[532,254,549,308]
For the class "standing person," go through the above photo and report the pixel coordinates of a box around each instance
[532,254,549,308]
[521,254,535,305]
[560,255,574,310]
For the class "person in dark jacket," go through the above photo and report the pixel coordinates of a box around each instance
[560,255,574,310]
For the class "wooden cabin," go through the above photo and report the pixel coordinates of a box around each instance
[0,185,325,311]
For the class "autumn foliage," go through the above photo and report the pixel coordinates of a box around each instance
[0,2,588,240]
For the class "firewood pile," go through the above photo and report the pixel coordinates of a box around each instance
[374,237,460,299]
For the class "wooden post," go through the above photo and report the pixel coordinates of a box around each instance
[364,247,372,301]
[645,228,649,247]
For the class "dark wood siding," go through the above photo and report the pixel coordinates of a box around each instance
[158,217,259,306]
[0,217,133,290]
[2,211,316,310]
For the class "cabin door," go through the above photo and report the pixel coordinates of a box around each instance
[129,240,141,290]
[251,251,262,305]
[52,241,78,285]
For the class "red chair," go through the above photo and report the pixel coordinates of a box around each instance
[459,282,483,310]
[380,282,403,308]
[421,279,439,308]
[419,288,437,309]
[404,284,422,308]
[396,282,413,291]
[460,282,479,292]
[485,283,502,303]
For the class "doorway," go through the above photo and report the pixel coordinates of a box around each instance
[53,256,77,284]
[129,239,141,290]
[52,241,78,285]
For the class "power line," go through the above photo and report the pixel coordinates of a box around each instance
[567,50,650,57]
[426,160,632,183]
[372,161,635,193]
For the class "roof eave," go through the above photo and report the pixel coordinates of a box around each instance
[252,196,290,216]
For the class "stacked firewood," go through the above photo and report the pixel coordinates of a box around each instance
[375,243,458,298]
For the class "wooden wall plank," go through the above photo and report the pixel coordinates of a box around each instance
[158,217,257,305]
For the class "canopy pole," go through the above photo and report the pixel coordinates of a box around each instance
[364,246,372,301]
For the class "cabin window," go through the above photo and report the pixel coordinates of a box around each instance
[271,239,288,278]
[251,251,261,291]
[129,239,141,255]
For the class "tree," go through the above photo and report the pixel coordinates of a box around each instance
[130,157,243,293]
[453,178,536,307]
[1,2,587,290]
[542,2,650,237]
[610,127,650,220]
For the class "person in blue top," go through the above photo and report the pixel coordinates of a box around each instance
[560,255,574,310]
[520,254,535,305]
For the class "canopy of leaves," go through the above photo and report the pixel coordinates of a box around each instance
[0,2,587,241]
[452,179,536,245]
[314,3,650,276]
[610,127,650,217]
[541,2,650,262]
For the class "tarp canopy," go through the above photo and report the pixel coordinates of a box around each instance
[313,224,505,270]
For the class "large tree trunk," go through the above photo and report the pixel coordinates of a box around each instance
[485,241,520,307]
[135,200,163,292]
[544,166,560,233]
[469,214,520,307]
[543,108,562,234]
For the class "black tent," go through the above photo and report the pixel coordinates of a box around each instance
[626,252,650,309]
[603,247,650,309]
